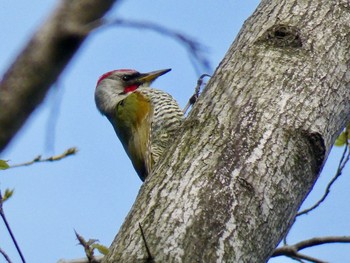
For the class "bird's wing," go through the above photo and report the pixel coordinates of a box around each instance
[114,92,153,181]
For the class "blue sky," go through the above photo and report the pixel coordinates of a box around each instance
[0,1,349,262]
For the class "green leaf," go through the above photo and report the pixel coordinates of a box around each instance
[2,189,14,202]
[0,160,9,170]
[91,243,109,255]
[335,132,347,146]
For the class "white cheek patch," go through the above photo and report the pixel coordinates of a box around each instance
[95,79,127,114]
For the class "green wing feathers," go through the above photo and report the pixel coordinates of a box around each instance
[114,92,153,181]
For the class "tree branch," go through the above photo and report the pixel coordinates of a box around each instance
[8,147,77,169]
[57,255,103,263]
[297,141,350,216]
[0,191,25,263]
[0,0,117,153]
[105,18,212,74]
[183,74,211,114]
[272,236,350,262]
[289,253,326,263]
[0,247,12,263]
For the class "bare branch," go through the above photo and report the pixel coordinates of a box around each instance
[0,0,117,153]
[272,236,350,262]
[0,247,12,263]
[293,236,350,250]
[45,82,64,151]
[105,18,212,74]
[57,255,103,263]
[297,142,350,216]
[183,74,211,114]
[8,147,77,169]
[288,252,326,263]
[0,191,25,263]
[289,256,305,263]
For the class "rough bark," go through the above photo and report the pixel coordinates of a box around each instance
[0,0,117,152]
[104,0,350,262]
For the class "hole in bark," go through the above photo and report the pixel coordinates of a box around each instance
[259,24,302,48]
[304,131,325,175]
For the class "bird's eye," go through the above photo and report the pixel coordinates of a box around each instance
[122,75,131,81]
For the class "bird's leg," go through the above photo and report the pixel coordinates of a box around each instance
[183,74,211,115]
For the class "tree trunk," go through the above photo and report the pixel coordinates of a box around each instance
[0,0,116,152]
[104,0,350,262]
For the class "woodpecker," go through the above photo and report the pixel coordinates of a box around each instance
[95,68,184,181]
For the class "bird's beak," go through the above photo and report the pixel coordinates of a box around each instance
[137,69,171,84]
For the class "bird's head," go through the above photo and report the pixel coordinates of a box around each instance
[95,68,171,115]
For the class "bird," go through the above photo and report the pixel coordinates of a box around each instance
[95,68,184,181]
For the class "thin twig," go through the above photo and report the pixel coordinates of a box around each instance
[183,74,211,114]
[287,252,326,263]
[0,191,26,263]
[56,255,104,263]
[297,141,350,216]
[74,230,107,263]
[293,236,350,250]
[139,223,153,262]
[272,236,350,262]
[104,18,212,73]
[75,230,95,263]
[289,256,305,263]
[0,246,12,263]
[8,147,77,169]
[283,234,288,246]
[45,82,64,152]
